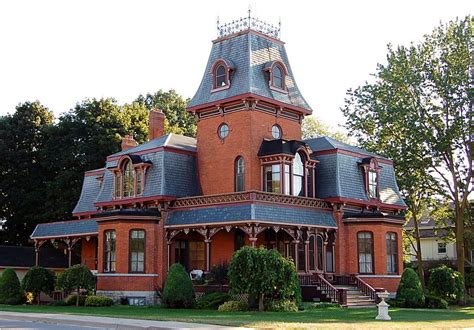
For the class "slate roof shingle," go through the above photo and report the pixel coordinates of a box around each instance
[31,219,98,239]
[188,31,311,111]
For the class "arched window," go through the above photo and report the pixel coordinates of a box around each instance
[293,153,304,196]
[235,156,245,192]
[104,230,116,273]
[358,232,374,274]
[215,65,227,87]
[317,235,324,271]
[129,230,145,273]
[386,232,398,273]
[272,65,284,89]
[122,159,134,198]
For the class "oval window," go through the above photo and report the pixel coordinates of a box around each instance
[218,123,229,139]
[271,125,282,139]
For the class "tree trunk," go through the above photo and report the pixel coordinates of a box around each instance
[76,287,80,307]
[413,211,425,289]
[258,293,264,312]
[36,292,40,306]
[455,204,466,303]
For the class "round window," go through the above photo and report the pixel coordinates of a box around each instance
[271,125,282,139]
[218,123,229,139]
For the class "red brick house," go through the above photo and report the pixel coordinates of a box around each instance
[31,16,406,306]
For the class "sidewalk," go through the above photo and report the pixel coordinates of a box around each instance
[0,311,251,330]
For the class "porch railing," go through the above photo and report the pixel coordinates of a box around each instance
[354,275,376,301]
[317,274,347,306]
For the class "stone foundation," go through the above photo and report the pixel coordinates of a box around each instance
[96,290,159,305]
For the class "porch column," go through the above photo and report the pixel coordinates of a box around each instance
[204,239,211,272]
[304,239,310,273]
[323,241,328,273]
[293,241,299,269]
[166,242,171,271]
[34,240,46,266]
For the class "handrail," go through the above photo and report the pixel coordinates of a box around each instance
[354,275,377,301]
[298,273,318,286]
[317,274,347,305]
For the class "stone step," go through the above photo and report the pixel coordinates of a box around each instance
[347,303,377,308]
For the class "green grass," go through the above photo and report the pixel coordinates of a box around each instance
[0,304,473,328]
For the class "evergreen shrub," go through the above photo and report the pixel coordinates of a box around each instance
[396,268,425,307]
[65,294,86,306]
[196,292,230,309]
[84,296,114,307]
[0,269,23,304]
[424,294,448,309]
[265,299,298,312]
[21,267,55,305]
[217,300,248,312]
[162,263,195,308]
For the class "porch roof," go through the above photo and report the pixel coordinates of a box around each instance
[166,203,337,228]
[31,219,98,239]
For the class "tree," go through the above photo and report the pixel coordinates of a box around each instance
[228,246,300,311]
[57,264,95,306]
[397,268,425,307]
[0,268,22,304]
[162,263,195,308]
[21,266,55,305]
[428,264,464,304]
[0,102,54,245]
[301,116,349,142]
[341,16,472,285]
[136,89,196,137]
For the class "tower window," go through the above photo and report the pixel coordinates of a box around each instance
[272,65,284,89]
[271,124,282,139]
[218,123,229,139]
[216,65,226,87]
[292,153,304,196]
[235,156,245,192]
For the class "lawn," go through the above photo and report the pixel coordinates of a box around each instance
[0,304,473,329]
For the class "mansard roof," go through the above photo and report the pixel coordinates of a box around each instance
[188,30,311,112]
[167,203,336,228]
[258,139,309,157]
[72,169,104,216]
[305,136,406,208]
[110,134,196,158]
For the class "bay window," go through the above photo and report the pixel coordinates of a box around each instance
[130,230,145,273]
[358,232,374,274]
[104,230,116,273]
[292,153,304,196]
[386,232,398,273]
[264,164,281,193]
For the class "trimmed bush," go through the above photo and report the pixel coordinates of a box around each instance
[162,263,195,308]
[228,246,301,311]
[209,262,229,286]
[84,296,114,307]
[49,300,68,306]
[21,266,55,305]
[396,268,425,308]
[265,300,298,312]
[65,294,86,306]
[428,264,464,304]
[218,300,248,312]
[0,269,23,304]
[57,264,95,307]
[196,292,230,310]
[424,294,448,309]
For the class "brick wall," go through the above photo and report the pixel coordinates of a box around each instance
[96,219,163,291]
[196,109,302,195]
[81,237,97,270]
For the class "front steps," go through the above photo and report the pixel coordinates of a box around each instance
[334,285,377,308]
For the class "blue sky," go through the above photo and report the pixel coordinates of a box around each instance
[0,0,471,132]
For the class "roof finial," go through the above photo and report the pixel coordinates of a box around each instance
[217,16,220,34]
[248,5,251,19]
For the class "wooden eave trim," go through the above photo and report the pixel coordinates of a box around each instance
[84,169,106,177]
[343,217,405,225]
[95,215,160,223]
[324,197,407,211]
[187,92,312,115]
[165,219,337,229]
[94,195,176,207]
[31,232,99,240]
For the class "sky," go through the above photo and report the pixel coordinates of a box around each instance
[0,0,471,131]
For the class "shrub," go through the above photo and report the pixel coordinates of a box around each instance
[162,263,195,308]
[57,265,95,307]
[228,246,301,311]
[387,298,405,307]
[265,299,298,312]
[465,271,474,288]
[196,292,230,310]
[49,300,68,306]
[428,264,464,304]
[0,269,23,304]
[424,294,448,309]
[84,296,114,307]
[209,262,229,286]
[65,294,86,306]
[4,295,25,305]
[396,268,425,307]
[21,267,55,305]
[302,302,341,310]
[217,300,248,312]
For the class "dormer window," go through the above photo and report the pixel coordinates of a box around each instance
[359,157,381,200]
[264,61,288,92]
[272,65,284,89]
[211,59,233,91]
[113,156,150,199]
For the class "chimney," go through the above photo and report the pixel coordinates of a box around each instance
[121,134,138,151]
[149,108,165,140]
